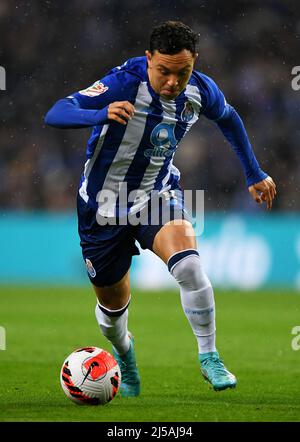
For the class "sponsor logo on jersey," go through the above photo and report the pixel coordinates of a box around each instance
[181,100,194,122]
[85,259,96,278]
[144,122,178,158]
[79,81,109,97]
[144,147,174,158]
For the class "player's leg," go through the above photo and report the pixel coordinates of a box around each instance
[152,219,237,391]
[93,271,141,397]
[93,270,131,356]
[153,219,217,356]
[77,192,141,397]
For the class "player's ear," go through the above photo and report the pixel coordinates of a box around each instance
[145,50,153,68]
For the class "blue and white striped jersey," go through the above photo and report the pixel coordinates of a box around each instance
[69,56,227,217]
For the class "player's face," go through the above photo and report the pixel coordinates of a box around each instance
[146,49,198,100]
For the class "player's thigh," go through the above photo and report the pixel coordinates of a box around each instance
[92,270,131,310]
[152,219,197,264]
[78,196,137,309]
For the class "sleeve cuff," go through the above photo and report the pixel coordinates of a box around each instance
[246,170,268,187]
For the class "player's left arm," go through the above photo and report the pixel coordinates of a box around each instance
[216,104,276,209]
[201,75,277,210]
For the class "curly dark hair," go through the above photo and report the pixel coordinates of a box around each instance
[149,21,198,55]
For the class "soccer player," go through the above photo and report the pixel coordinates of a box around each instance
[45,21,276,394]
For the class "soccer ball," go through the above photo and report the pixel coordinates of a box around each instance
[60,346,121,405]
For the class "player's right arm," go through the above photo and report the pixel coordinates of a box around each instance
[44,76,135,128]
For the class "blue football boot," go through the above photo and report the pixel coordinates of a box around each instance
[199,351,237,391]
[113,334,141,397]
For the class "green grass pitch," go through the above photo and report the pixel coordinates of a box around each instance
[0,286,299,422]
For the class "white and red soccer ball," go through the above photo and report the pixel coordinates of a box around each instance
[60,347,121,405]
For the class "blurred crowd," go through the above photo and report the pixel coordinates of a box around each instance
[1,0,299,212]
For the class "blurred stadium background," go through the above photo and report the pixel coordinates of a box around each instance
[0,0,299,290]
[1,0,300,423]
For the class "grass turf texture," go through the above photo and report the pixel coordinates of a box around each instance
[0,286,299,422]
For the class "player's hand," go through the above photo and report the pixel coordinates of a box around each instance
[107,101,135,125]
[248,176,277,210]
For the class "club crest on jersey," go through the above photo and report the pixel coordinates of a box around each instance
[79,81,109,97]
[181,101,194,122]
[85,259,96,278]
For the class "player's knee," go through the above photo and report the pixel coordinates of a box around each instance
[168,249,211,292]
[93,272,130,309]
